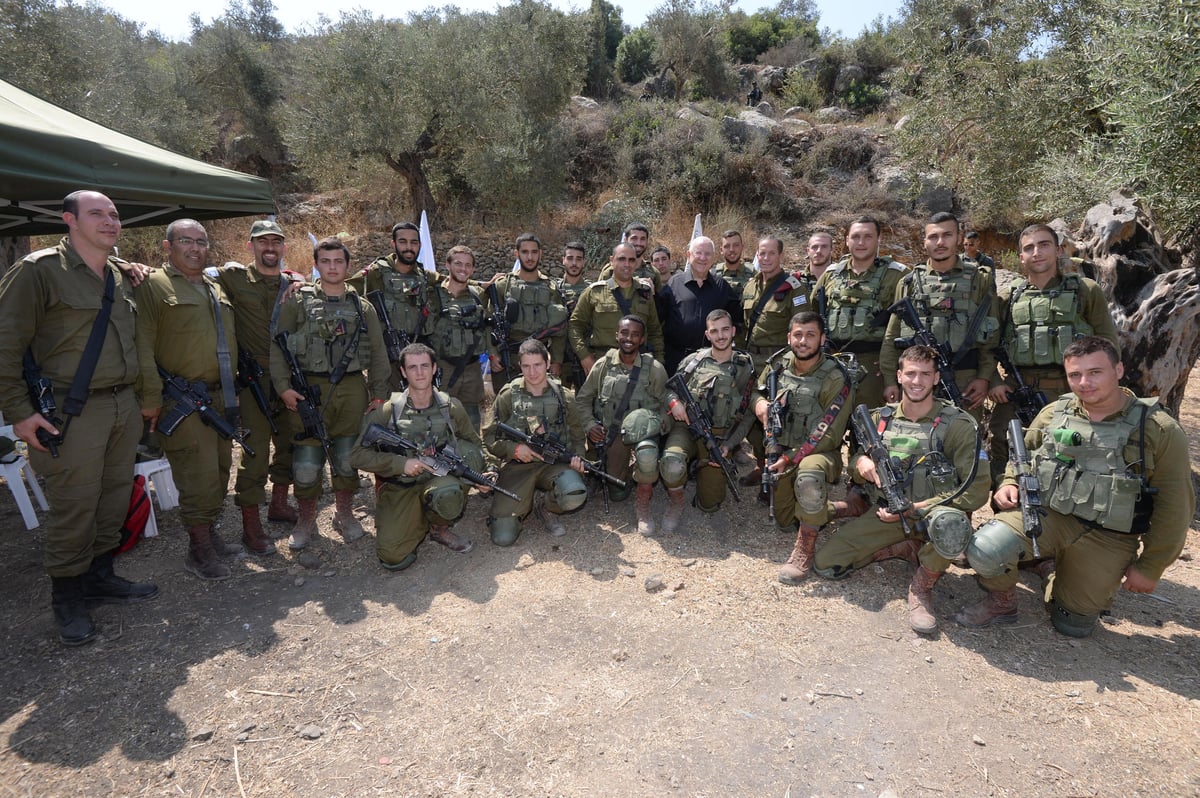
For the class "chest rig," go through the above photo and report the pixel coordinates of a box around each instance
[876,403,963,502]
[824,258,896,344]
[1007,275,1094,367]
[290,287,370,376]
[506,377,569,438]
[375,261,429,334]
[679,348,754,429]
[900,261,995,352]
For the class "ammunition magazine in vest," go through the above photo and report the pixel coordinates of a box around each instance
[1007,275,1094,367]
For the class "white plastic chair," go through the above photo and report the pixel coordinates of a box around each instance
[0,424,48,530]
[133,457,178,539]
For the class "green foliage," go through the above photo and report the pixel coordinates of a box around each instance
[615,28,657,83]
[779,69,823,110]
[725,2,819,65]
[645,0,735,99]
[583,0,623,98]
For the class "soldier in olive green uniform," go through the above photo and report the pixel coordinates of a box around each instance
[958,337,1195,637]
[484,339,590,545]
[272,238,391,550]
[649,246,680,283]
[814,216,908,411]
[349,221,432,390]
[814,346,988,634]
[350,344,483,569]
[489,233,571,387]
[660,310,756,531]
[137,219,241,581]
[752,312,854,583]
[880,212,1000,419]
[598,222,664,292]
[576,316,669,535]
[211,219,304,555]
[714,231,755,305]
[557,241,591,390]
[741,236,815,358]
[429,245,494,430]
[986,223,1121,486]
[569,243,665,371]
[0,190,156,645]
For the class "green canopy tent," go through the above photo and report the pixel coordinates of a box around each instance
[0,78,276,238]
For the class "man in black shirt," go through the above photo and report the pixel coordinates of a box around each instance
[657,236,739,374]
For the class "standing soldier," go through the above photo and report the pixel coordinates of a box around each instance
[880,212,1000,417]
[801,230,834,286]
[137,219,241,581]
[576,315,669,535]
[986,223,1120,487]
[752,312,855,583]
[429,245,494,430]
[599,223,663,292]
[211,219,304,555]
[649,245,678,282]
[489,233,571,387]
[813,216,908,411]
[484,339,590,545]
[0,190,155,645]
[813,345,988,634]
[350,343,481,570]
[557,241,591,390]
[958,337,1194,636]
[570,243,665,375]
[271,238,390,550]
[714,230,754,304]
[659,310,756,532]
[962,231,995,269]
[350,221,432,389]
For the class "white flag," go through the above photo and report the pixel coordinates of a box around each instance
[691,213,703,240]
[418,211,437,273]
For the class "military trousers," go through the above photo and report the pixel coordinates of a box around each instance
[661,425,733,511]
[234,380,299,506]
[815,512,952,577]
[490,461,576,520]
[768,451,841,532]
[438,355,484,430]
[293,373,367,500]
[159,394,233,527]
[376,476,465,565]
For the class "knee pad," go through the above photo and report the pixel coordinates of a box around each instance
[923,505,973,559]
[489,515,521,547]
[292,445,325,489]
[330,436,356,479]
[551,469,588,513]
[1050,599,1099,638]
[621,408,661,444]
[633,440,660,481]
[659,451,688,486]
[965,518,1024,578]
[794,470,827,515]
[423,476,466,522]
[607,484,631,503]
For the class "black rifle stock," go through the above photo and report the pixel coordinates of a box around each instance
[487,284,513,373]
[666,373,740,502]
[992,346,1048,426]
[366,290,407,365]
[361,423,521,501]
[762,363,785,522]
[496,422,627,490]
[156,366,256,456]
[22,350,65,457]
[273,332,333,461]
[884,297,967,408]
[236,347,278,435]
[849,403,917,537]
[1008,418,1045,557]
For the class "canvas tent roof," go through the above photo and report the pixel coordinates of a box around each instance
[0,79,276,236]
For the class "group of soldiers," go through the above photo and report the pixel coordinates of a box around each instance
[0,190,1192,647]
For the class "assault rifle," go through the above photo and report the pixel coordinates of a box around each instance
[992,346,1048,426]
[1007,418,1044,557]
[236,347,278,435]
[761,358,786,522]
[366,290,407,365]
[883,297,967,408]
[361,423,521,501]
[272,332,333,462]
[849,403,917,538]
[666,372,740,502]
[487,284,513,373]
[22,350,66,457]
[496,421,627,492]
[157,366,256,456]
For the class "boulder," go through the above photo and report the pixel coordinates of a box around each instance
[570,96,600,111]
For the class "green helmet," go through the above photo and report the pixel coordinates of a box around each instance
[620,408,661,445]
[924,505,973,559]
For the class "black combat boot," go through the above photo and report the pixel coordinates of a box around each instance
[51,575,97,646]
[82,552,159,604]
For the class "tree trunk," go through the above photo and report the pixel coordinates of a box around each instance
[383,151,439,224]
[1070,190,1200,416]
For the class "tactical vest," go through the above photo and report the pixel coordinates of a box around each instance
[824,258,897,344]
[373,260,429,334]
[557,278,588,313]
[714,262,753,296]
[900,262,997,352]
[679,348,755,429]
[431,284,488,360]
[504,377,570,438]
[390,390,456,453]
[776,355,843,449]
[1035,395,1157,534]
[500,275,568,339]
[594,352,657,429]
[288,287,372,374]
[1007,275,1095,367]
[877,403,964,502]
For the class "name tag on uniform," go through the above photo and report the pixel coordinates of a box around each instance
[793,296,807,306]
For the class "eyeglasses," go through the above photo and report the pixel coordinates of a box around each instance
[171,236,210,248]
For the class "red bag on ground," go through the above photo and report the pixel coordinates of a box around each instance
[116,474,150,555]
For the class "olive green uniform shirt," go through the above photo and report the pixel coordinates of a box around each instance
[741,270,815,351]
[569,278,665,360]
[212,261,299,365]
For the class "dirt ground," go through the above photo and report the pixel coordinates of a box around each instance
[1,371,1198,798]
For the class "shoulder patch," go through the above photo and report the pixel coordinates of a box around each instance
[886,260,907,272]
[783,274,804,291]
[222,261,248,270]
[26,247,58,262]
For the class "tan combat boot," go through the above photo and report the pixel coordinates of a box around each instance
[267,482,299,524]
[660,486,686,533]
[533,494,567,537]
[871,538,922,566]
[428,524,474,552]
[331,490,365,542]
[954,588,1019,627]
[908,565,942,634]
[778,524,819,584]
[185,524,232,581]
[635,483,656,536]
[241,505,277,556]
[289,499,319,550]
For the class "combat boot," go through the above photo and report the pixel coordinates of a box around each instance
[331,490,365,542]
[908,566,942,634]
[871,538,922,566]
[428,524,474,552]
[954,588,1019,628]
[185,524,232,581]
[635,483,656,536]
[208,524,244,558]
[51,575,97,646]
[240,505,277,556]
[778,524,819,585]
[267,482,299,524]
[82,552,159,604]
[289,499,319,550]
[660,486,686,533]
[533,494,566,537]
[832,484,870,519]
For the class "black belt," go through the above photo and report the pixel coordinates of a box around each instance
[304,370,361,380]
[88,383,133,396]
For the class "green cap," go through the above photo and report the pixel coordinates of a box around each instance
[249,219,286,239]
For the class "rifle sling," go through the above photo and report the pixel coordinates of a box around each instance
[602,359,642,449]
[745,272,789,347]
[206,281,240,428]
[328,293,366,385]
[60,267,116,418]
[789,358,852,466]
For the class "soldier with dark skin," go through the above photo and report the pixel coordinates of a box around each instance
[429,245,494,430]
[490,233,570,387]
[570,243,665,373]
[137,219,241,581]
[350,344,484,569]
[957,337,1194,636]
[0,190,156,645]
[210,220,305,554]
[484,338,589,545]
[272,238,390,550]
